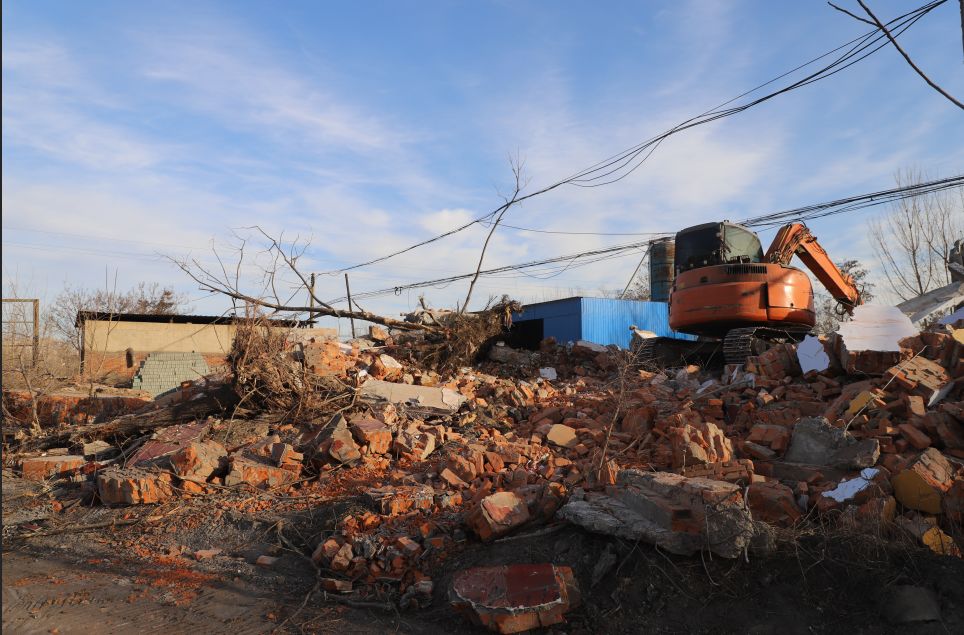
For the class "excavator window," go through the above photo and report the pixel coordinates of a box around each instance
[674,222,763,273]
[722,224,763,265]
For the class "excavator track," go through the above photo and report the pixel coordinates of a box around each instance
[722,326,811,366]
[634,337,724,370]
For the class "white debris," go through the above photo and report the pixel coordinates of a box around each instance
[539,367,558,380]
[836,305,917,352]
[938,306,964,325]
[574,340,607,354]
[796,335,830,373]
[822,468,879,503]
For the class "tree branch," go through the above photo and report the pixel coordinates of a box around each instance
[855,0,964,110]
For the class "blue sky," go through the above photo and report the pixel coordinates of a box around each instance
[3,0,962,331]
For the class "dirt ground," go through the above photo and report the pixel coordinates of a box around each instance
[4,469,963,635]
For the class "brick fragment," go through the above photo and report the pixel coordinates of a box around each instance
[450,564,580,634]
[892,448,954,514]
[546,424,578,449]
[349,418,392,454]
[224,456,299,489]
[97,467,174,505]
[465,491,530,541]
[21,455,86,481]
[747,481,801,526]
[170,441,226,480]
[898,423,932,450]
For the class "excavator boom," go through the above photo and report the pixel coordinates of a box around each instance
[765,223,862,313]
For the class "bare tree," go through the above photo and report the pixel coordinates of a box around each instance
[49,282,191,352]
[461,156,529,314]
[171,228,429,332]
[813,259,875,333]
[868,170,964,302]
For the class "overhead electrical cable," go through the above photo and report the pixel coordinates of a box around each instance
[321,1,947,275]
[324,172,963,304]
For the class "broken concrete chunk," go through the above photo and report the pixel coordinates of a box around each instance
[465,491,530,541]
[572,340,607,356]
[558,470,754,558]
[450,564,579,634]
[829,438,880,470]
[359,378,466,415]
[82,440,117,461]
[97,467,174,505]
[784,417,857,466]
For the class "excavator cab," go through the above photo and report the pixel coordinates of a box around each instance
[674,222,764,273]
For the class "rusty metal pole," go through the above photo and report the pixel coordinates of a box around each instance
[344,273,357,339]
[32,299,39,366]
[308,273,316,326]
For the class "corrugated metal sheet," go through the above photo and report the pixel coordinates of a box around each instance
[513,297,581,344]
[580,298,694,348]
[513,296,696,349]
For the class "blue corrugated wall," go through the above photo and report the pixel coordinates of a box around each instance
[512,297,582,344]
[513,296,696,349]
[580,298,695,348]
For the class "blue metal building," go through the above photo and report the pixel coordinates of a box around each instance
[509,296,696,349]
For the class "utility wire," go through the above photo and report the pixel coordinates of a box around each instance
[486,174,963,236]
[326,172,963,303]
[321,1,947,275]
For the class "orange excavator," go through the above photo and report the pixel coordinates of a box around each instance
[639,221,863,366]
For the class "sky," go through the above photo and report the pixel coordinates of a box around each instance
[3,0,963,334]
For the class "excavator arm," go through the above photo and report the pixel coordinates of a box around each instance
[765,223,862,314]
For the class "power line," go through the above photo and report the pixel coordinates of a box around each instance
[325,172,963,303]
[483,174,963,237]
[321,1,947,275]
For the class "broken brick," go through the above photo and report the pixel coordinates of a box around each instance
[20,455,86,481]
[450,564,580,634]
[892,448,955,514]
[465,491,530,541]
[97,467,174,505]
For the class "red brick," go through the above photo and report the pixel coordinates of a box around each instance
[451,564,580,634]
[21,455,86,481]
[897,423,932,450]
[747,481,801,526]
[465,491,530,541]
[97,467,174,505]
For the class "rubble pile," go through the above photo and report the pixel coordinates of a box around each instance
[5,315,963,632]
